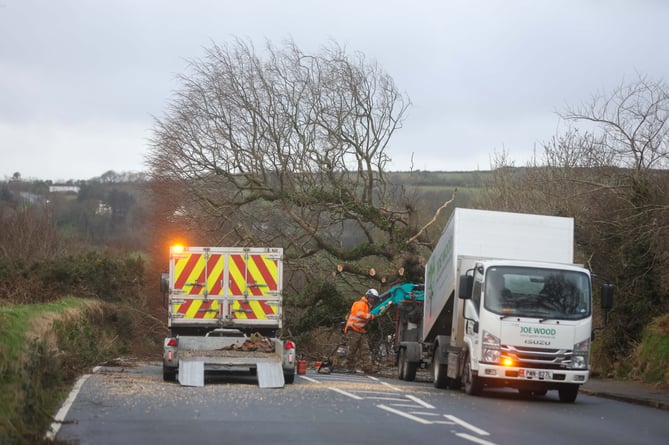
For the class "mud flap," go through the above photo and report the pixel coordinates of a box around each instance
[257,361,285,388]
[179,360,204,387]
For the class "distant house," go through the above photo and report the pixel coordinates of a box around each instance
[49,185,80,193]
[96,201,112,215]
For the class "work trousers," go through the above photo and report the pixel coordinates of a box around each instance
[343,329,372,371]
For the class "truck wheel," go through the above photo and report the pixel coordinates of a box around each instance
[405,360,418,382]
[432,350,449,389]
[284,371,295,384]
[163,365,177,382]
[398,348,417,381]
[462,354,482,396]
[558,384,579,403]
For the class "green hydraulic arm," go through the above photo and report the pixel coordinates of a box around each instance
[370,283,424,317]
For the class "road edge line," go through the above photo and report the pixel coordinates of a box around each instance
[44,373,92,441]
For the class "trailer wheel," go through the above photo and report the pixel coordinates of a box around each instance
[398,348,406,380]
[558,384,579,403]
[163,365,177,382]
[462,354,482,396]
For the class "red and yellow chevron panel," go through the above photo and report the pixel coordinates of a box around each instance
[229,299,279,320]
[168,247,283,328]
[228,253,279,296]
[173,253,225,296]
[174,299,220,319]
[172,252,279,297]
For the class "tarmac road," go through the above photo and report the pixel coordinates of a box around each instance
[47,361,669,445]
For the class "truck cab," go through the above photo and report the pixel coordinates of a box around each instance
[458,260,611,402]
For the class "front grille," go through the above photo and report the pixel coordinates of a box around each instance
[502,345,574,369]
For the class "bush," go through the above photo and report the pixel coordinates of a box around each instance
[632,314,669,385]
[0,252,145,304]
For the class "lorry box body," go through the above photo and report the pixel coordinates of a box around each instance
[162,246,295,387]
[167,246,283,333]
[424,208,574,343]
[398,208,603,403]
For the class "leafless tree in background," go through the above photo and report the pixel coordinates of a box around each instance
[0,205,64,261]
[148,38,451,295]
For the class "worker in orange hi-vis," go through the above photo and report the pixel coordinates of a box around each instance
[342,288,378,373]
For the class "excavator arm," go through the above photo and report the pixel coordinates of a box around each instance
[370,283,424,317]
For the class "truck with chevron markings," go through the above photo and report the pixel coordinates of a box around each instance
[161,246,296,387]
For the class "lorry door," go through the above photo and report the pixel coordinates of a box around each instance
[463,268,483,363]
[168,247,282,329]
[223,249,282,328]
[169,247,226,327]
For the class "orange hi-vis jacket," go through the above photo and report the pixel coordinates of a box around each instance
[345,296,375,334]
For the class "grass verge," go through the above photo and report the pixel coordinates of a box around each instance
[633,313,669,386]
[0,297,165,445]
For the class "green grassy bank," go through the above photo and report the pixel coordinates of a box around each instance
[0,298,164,445]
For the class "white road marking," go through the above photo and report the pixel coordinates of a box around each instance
[299,375,321,383]
[405,394,435,409]
[44,374,91,441]
[379,381,402,391]
[355,390,400,395]
[455,432,498,445]
[445,415,490,436]
[409,411,444,417]
[367,396,412,402]
[329,387,364,400]
[300,372,497,444]
[393,403,429,409]
[377,404,434,425]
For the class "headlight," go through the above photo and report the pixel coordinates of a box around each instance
[482,330,501,363]
[571,338,590,369]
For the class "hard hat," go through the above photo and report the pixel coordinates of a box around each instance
[365,289,379,299]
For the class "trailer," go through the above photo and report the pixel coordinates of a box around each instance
[396,208,613,402]
[161,246,296,387]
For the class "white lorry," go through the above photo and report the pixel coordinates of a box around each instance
[397,208,613,402]
[161,246,296,387]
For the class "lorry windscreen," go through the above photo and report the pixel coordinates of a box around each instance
[484,266,591,320]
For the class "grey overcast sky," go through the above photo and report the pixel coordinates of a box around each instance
[2,0,668,182]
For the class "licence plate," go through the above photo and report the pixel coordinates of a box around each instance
[521,369,552,379]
